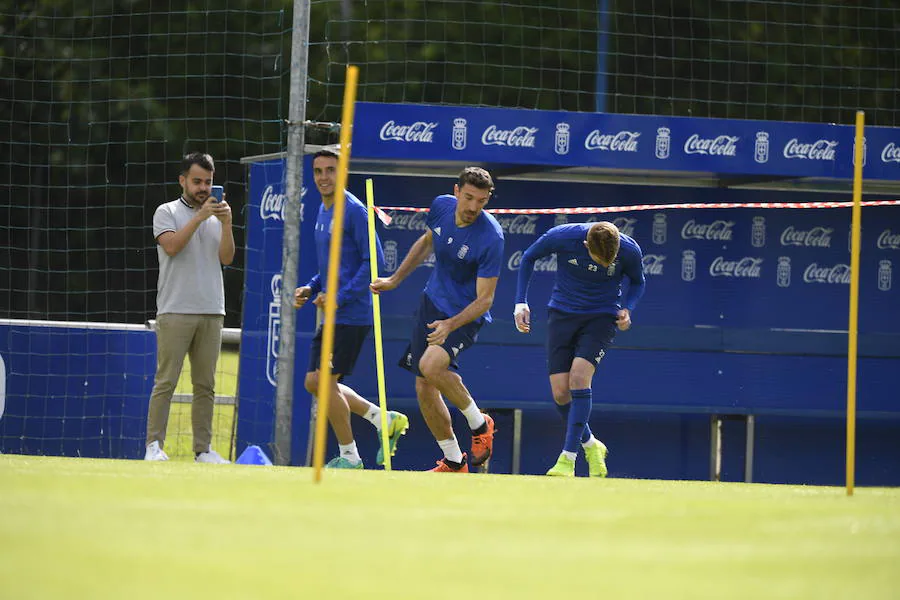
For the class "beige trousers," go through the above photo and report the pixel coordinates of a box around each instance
[146,314,223,454]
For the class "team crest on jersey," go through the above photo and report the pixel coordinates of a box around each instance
[457,244,469,259]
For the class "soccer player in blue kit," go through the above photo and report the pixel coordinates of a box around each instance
[294,149,409,469]
[514,221,645,477]
[370,167,504,473]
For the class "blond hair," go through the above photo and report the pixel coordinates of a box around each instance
[586,222,620,264]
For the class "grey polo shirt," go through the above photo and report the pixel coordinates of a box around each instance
[153,197,225,316]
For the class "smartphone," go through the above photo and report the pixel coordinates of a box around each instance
[211,185,224,203]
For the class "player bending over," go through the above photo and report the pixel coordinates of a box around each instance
[514,221,645,477]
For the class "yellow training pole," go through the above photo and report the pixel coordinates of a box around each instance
[366,179,393,471]
[312,65,359,483]
[846,110,865,497]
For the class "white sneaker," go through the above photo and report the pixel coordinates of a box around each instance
[195,447,230,464]
[144,440,169,461]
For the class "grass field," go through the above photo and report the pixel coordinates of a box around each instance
[1,455,897,599]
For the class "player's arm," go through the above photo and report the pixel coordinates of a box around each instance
[295,270,324,310]
[426,276,498,345]
[448,276,499,329]
[617,244,646,331]
[337,207,383,305]
[370,228,433,293]
[513,231,557,333]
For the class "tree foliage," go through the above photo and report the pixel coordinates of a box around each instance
[1,0,897,324]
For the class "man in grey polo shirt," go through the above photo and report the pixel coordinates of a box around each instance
[145,152,235,463]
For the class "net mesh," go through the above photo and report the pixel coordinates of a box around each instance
[1,3,287,323]
[0,2,288,460]
[308,0,899,128]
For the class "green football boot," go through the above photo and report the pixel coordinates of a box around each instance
[325,456,364,469]
[545,453,576,477]
[583,440,609,478]
[376,410,410,466]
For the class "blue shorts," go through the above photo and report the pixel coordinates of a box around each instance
[546,309,617,375]
[308,323,371,379]
[399,294,482,377]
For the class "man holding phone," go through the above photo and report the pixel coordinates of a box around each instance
[145,152,235,463]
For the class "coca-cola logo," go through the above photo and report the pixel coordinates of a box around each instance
[584,130,640,152]
[681,219,735,241]
[642,254,665,276]
[495,215,539,235]
[584,216,636,237]
[260,185,286,221]
[384,211,428,231]
[379,120,438,143]
[481,125,538,148]
[783,138,838,160]
[780,226,833,248]
[881,142,900,164]
[803,263,851,284]
[683,134,739,157]
[507,250,557,272]
[709,256,763,278]
[877,229,900,249]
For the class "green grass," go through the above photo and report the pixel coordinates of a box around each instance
[1,455,898,599]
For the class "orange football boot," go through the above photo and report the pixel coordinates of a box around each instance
[470,413,495,466]
[429,454,469,473]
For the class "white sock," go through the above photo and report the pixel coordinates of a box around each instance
[437,437,464,464]
[562,450,577,462]
[460,401,486,431]
[582,435,599,449]
[338,441,361,463]
[364,405,382,430]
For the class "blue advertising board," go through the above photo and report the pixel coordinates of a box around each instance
[238,157,319,466]
[354,102,900,182]
[0,321,155,458]
[238,105,900,462]
[239,164,899,422]
[362,176,898,336]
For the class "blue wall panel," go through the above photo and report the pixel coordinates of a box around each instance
[239,155,900,482]
[0,324,155,459]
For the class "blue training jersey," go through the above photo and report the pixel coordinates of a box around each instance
[515,223,645,315]
[305,191,384,325]
[424,194,505,324]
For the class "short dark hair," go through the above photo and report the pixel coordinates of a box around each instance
[312,148,339,161]
[458,166,494,192]
[586,222,620,264]
[181,152,215,174]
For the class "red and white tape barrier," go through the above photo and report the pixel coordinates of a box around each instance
[372,200,899,225]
